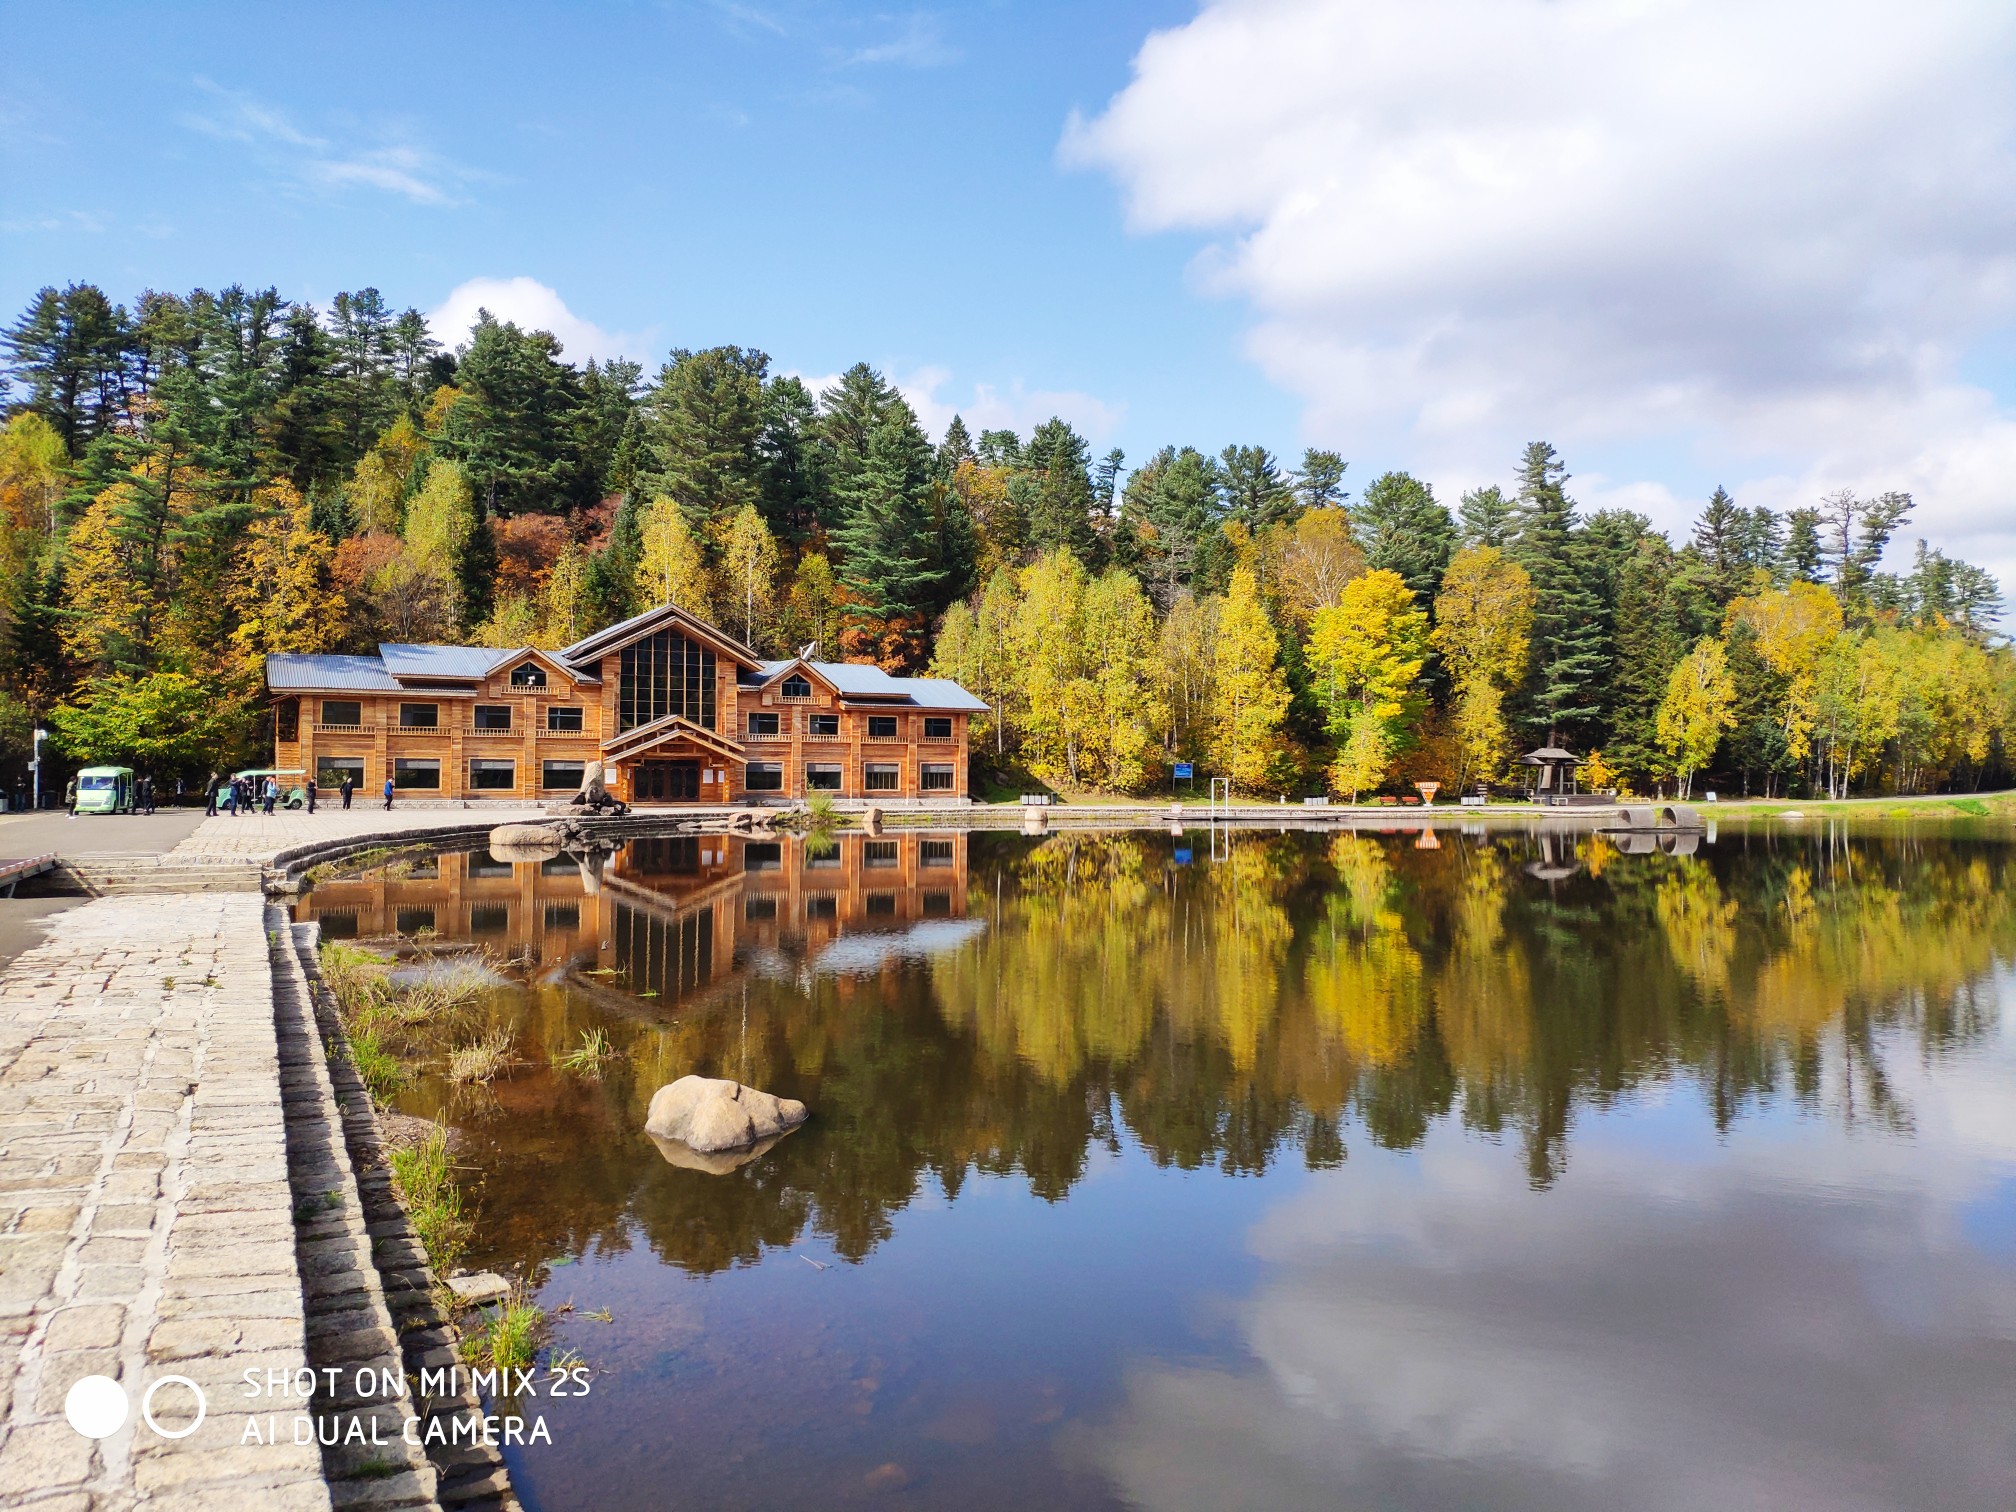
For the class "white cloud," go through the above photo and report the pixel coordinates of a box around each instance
[1066,0,2016,585]
[183,80,486,207]
[427,277,650,365]
[781,365,1125,447]
[847,12,960,68]
[898,366,1126,446]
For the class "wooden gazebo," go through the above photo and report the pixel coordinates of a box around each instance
[1519,745,1580,801]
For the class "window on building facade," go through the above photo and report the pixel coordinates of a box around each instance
[619,630,715,731]
[864,839,899,868]
[806,764,843,791]
[395,907,436,935]
[474,705,511,730]
[867,715,898,739]
[469,758,515,790]
[781,675,811,699]
[864,763,900,792]
[317,757,366,789]
[469,905,509,934]
[274,699,298,741]
[394,757,441,789]
[546,706,583,732]
[923,890,951,917]
[544,903,581,931]
[745,841,782,871]
[744,895,778,921]
[469,857,513,879]
[805,895,837,920]
[866,892,897,917]
[321,700,362,727]
[924,716,952,739]
[808,713,839,737]
[541,760,586,790]
[511,662,547,688]
[921,763,955,791]
[745,762,783,791]
[399,703,438,729]
[747,712,780,737]
[921,839,954,866]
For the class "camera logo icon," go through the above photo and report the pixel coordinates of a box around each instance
[64,1375,207,1440]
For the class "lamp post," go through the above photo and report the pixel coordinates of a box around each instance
[30,728,46,812]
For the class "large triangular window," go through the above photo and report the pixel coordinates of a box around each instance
[781,675,812,699]
[510,661,547,688]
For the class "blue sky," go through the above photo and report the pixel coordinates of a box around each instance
[5,1,2016,587]
[0,2,1281,459]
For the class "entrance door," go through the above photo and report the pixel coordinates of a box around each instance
[636,760,702,802]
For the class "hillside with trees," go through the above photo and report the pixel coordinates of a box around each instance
[2,280,2010,799]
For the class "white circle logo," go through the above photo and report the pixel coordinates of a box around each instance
[64,1375,129,1439]
[141,1376,207,1440]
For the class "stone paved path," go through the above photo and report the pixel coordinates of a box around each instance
[0,894,330,1511]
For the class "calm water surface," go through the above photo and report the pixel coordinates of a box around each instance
[297,821,2016,1512]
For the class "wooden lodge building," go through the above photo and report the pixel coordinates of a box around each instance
[265,602,985,805]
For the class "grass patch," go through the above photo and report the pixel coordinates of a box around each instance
[348,1027,405,1100]
[1947,797,1990,816]
[464,1287,546,1372]
[556,1027,619,1077]
[389,1124,469,1275]
[447,1028,517,1084]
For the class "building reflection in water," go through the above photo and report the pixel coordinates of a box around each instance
[299,830,973,1012]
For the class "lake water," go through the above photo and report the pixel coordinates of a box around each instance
[296,820,2016,1512]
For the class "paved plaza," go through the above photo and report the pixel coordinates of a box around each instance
[0,894,329,1510]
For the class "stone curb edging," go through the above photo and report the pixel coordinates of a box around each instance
[285,920,518,1512]
[270,905,439,1510]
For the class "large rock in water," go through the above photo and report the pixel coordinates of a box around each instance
[645,1076,808,1153]
[489,823,562,862]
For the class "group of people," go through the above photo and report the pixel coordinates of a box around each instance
[205,770,364,816]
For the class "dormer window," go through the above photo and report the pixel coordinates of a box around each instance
[510,661,547,689]
[780,675,811,700]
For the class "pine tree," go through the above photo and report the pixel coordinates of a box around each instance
[1606,536,1687,786]
[1219,444,1297,531]
[756,376,824,543]
[1355,471,1454,603]
[438,312,594,517]
[1508,442,1606,741]
[1457,485,1514,548]
[643,346,767,526]
[1781,507,1824,583]
[831,412,945,636]
[936,414,976,479]
[1691,486,1749,607]
[1294,448,1349,511]
[3,283,133,456]
[1024,417,1098,561]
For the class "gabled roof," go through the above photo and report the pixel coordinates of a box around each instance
[750,659,987,712]
[559,602,762,670]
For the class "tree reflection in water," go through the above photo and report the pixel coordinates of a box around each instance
[295,823,2014,1279]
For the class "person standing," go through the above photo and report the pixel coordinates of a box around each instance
[63,777,75,815]
[263,775,278,815]
[340,772,355,810]
[305,775,318,814]
[204,775,218,816]
[382,775,395,810]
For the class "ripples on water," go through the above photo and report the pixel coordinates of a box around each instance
[298,820,2016,1512]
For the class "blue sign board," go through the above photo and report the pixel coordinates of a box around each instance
[1173,762,1194,780]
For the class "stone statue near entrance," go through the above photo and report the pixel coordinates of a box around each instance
[568,759,630,816]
